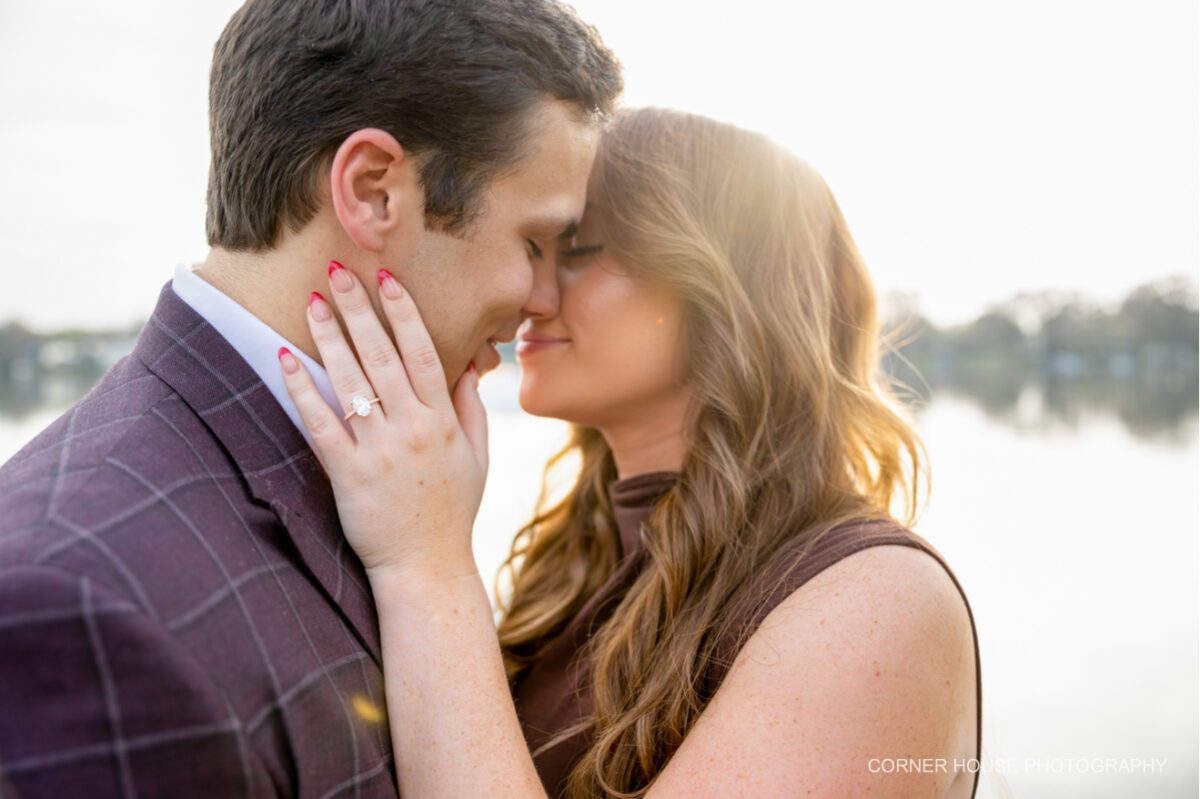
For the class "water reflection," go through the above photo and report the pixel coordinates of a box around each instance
[0,367,108,421]
[3,362,1197,448]
[885,360,1197,446]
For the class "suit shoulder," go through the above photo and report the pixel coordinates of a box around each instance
[0,356,175,519]
[0,363,271,609]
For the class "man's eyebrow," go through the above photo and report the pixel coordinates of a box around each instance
[528,218,580,241]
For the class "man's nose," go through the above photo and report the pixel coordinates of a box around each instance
[520,252,561,321]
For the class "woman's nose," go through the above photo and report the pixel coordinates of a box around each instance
[521,253,561,320]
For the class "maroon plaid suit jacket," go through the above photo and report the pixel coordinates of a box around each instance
[0,283,397,797]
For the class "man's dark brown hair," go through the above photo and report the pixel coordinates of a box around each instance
[206,0,623,251]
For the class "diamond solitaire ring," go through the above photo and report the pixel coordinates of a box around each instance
[343,394,383,421]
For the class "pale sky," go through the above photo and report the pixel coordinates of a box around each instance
[0,0,1195,332]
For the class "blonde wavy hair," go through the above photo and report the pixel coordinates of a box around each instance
[495,107,930,797]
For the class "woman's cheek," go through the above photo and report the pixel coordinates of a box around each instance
[560,271,602,355]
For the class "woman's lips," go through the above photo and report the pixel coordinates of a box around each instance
[516,337,570,357]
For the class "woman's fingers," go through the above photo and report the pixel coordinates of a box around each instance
[377,269,452,411]
[451,365,489,473]
[277,346,353,467]
[323,261,415,410]
[307,291,388,428]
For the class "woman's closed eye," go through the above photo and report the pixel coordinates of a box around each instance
[560,244,604,265]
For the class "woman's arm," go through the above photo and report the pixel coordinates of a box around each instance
[367,567,547,798]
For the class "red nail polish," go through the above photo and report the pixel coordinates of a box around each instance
[328,260,345,276]
[378,268,395,287]
[278,346,300,375]
[309,291,325,307]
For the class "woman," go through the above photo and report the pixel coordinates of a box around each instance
[278,108,981,798]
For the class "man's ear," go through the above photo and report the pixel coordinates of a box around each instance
[328,128,424,254]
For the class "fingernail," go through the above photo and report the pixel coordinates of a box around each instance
[378,268,403,299]
[278,346,299,374]
[309,291,332,321]
[328,260,353,293]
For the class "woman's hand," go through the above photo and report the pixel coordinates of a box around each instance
[278,260,488,582]
[277,263,545,799]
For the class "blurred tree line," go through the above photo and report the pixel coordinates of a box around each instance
[879,275,1197,438]
[0,321,142,418]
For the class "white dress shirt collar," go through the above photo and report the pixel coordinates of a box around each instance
[170,262,344,447]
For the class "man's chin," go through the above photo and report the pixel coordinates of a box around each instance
[472,342,503,376]
[461,358,494,382]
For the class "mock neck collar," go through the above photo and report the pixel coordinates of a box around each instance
[608,470,680,557]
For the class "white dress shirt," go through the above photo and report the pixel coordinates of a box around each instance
[170,262,345,447]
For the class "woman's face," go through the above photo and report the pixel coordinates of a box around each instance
[515,207,690,429]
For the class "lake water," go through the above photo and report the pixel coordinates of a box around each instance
[2,364,1196,798]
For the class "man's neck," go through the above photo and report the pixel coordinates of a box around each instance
[195,238,330,363]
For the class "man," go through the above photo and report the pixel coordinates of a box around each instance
[0,1,620,796]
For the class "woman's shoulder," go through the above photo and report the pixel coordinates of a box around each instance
[711,515,982,794]
[746,517,955,612]
[801,517,977,630]
[785,515,943,569]
[764,516,973,613]
[708,515,979,696]
[683,521,981,798]
[738,517,975,663]
[776,520,973,629]
[761,516,977,645]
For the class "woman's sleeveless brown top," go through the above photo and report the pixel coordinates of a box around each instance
[511,470,982,798]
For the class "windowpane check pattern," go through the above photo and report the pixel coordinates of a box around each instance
[0,284,397,798]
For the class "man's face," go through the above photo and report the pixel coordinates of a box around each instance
[397,100,599,388]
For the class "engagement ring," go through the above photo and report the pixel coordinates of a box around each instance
[344,394,382,420]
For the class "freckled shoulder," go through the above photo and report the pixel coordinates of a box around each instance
[649,540,979,798]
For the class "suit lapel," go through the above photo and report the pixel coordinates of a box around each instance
[135,282,382,667]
